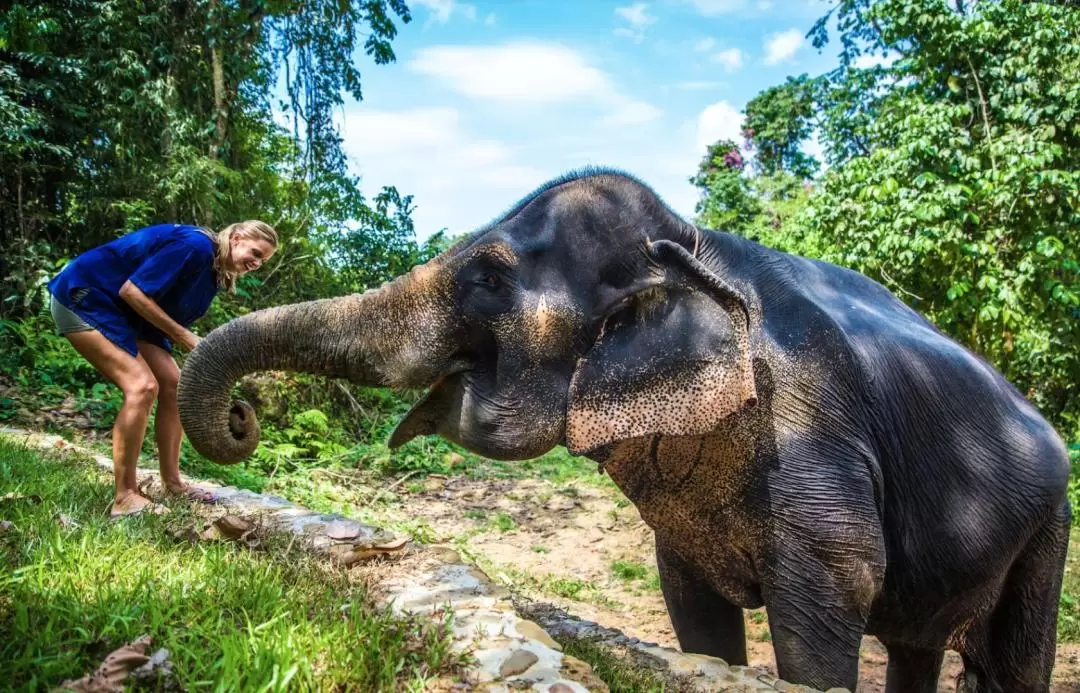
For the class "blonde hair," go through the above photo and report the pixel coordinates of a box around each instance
[200,220,279,292]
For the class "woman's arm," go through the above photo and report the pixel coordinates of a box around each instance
[118,280,200,351]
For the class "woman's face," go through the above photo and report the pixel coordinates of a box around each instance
[229,234,276,276]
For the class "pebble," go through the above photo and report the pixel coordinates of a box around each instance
[499,649,539,678]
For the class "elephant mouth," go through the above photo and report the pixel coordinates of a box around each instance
[388,371,467,449]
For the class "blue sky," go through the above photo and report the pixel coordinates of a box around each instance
[328,0,847,241]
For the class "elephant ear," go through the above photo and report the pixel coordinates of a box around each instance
[566,239,757,455]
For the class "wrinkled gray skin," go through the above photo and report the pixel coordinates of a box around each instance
[178,170,1071,692]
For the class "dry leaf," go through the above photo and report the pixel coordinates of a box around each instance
[56,635,152,693]
[213,515,255,538]
[374,536,409,552]
[239,529,261,550]
[330,536,409,566]
[1,492,42,504]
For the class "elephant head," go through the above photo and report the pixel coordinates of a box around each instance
[177,170,759,464]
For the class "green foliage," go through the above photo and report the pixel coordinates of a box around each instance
[743,74,820,179]
[695,0,1080,434]
[0,439,470,690]
[0,0,417,318]
[689,140,760,232]
[251,407,349,473]
[610,559,649,582]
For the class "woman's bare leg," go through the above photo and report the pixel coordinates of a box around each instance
[137,340,205,497]
[63,330,160,515]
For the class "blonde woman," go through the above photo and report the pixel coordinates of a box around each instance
[47,221,278,517]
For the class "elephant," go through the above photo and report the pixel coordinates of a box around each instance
[177,169,1071,692]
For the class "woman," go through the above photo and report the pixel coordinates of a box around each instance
[47,221,278,517]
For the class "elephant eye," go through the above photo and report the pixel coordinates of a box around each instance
[477,272,501,289]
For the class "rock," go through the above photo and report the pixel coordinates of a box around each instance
[448,453,466,467]
[423,477,446,493]
[514,620,562,651]
[325,519,363,540]
[499,649,539,678]
[558,654,608,691]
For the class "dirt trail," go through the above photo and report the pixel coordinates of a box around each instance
[383,473,1080,693]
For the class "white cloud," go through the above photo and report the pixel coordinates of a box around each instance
[408,41,662,129]
[711,48,744,72]
[614,3,657,42]
[484,12,496,26]
[696,101,744,153]
[694,37,717,53]
[338,106,548,239]
[684,0,746,16]
[408,42,611,104]
[764,28,804,65]
[411,0,476,24]
[601,99,664,126]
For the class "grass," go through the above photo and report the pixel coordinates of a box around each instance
[1059,529,1080,642]
[611,559,662,593]
[0,438,470,692]
[560,639,672,693]
[611,560,649,582]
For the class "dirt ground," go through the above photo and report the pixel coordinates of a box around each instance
[380,472,1080,693]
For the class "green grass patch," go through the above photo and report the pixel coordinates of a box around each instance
[491,512,516,533]
[611,560,649,582]
[0,438,470,691]
[610,559,661,593]
[560,638,670,693]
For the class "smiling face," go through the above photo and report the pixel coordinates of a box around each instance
[229,234,276,276]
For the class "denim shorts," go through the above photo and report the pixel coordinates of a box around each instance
[50,289,93,335]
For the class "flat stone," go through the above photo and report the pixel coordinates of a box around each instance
[326,519,364,540]
[515,620,562,651]
[260,494,291,507]
[499,649,539,678]
[209,486,240,500]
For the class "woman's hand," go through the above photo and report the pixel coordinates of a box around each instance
[119,280,201,352]
[179,332,201,351]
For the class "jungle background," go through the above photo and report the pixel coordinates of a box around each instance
[1,0,1079,690]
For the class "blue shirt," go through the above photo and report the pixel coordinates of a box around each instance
[47,224,219,356]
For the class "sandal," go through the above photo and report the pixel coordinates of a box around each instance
[167,484,217,504]
[109,501,170,520]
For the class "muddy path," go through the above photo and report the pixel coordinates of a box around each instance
[372,472,1080,693]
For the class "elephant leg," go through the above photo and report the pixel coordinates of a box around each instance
[883,641,943,693]
[763,548,873,692]
[655,538,747,665]
[960,503,1069,693]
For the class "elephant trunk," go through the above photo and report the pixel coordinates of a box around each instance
[178,268,448,463]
